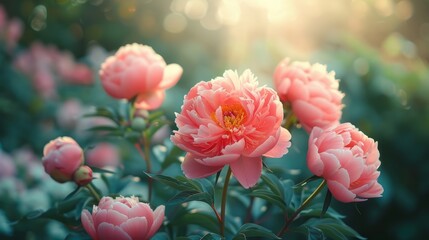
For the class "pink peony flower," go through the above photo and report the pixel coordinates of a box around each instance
[64,63,93,85]
[85,142,120,169]
[0,6,6,30]
[0,151,16,178]
[307,123,383,202]
[5,17,22,49]
[42,137,84,183]
[81,196,165,240]
[171,69,292,189]
[99,43,183,110]
[273,59,344,132]
[56,99,83,129]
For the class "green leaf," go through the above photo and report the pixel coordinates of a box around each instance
[281,179,295,207]
[295,175,321,188]
[299,218,366,240]
[196,178,215,199]
[261,173,284,198]
[177,233,223,240]
[147,110,165,121]
[300,203,345,220]
[307,226,326,240]
[145,119,169,139]
[86,125,121,133]
[168,191,213,205]
[321,190,332,217]
[233,223,280,240]
[249,189,287,212]
[63,186,82,201]
[149,174,199,192]
[160,145,183,170]
[172,212,221,234]
[83,106,120,124]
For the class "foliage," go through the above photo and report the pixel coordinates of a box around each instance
[1,1,429,240]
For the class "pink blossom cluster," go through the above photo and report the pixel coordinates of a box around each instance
[274,58,383,202]
[0,5,22,51]
[42,136,122,186]
[14,42,93,99]
[35,41,384,239]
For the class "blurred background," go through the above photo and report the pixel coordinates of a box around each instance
[1,0,428,239]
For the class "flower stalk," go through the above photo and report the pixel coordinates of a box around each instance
[277,179,327,237]
[220,167,232,237]
[134,138,153,202]
[85,182,101,202]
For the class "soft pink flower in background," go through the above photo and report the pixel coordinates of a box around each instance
[75,106,118,138]
[81,196,165,240]
[5,18,22,49]
[99,43,183,110]
[13,42,93,98]
[33,68,57,99]
[57,53,93,85]
[42,137,84,183]
[273,58,344,132]
[56,99,83,129]
[307,123,383,202]
[0,6,6,30]
[171,69,292,188]
[0,5,22,50]
[0,151,16,178]
[85,142,120,169]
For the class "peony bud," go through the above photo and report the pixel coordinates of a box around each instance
[73,165,93,186]
[131,117,147,132]
[42,137,84,183]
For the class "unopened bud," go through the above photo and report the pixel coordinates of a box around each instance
[131,117,146,132]
[73,165,93,186]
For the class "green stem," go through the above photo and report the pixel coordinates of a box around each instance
[282,102,296,130]
[283,111,295,131]
[135,138,153,202]
[85,183,101,202]
[220,167,232,237]
[277,179,327,237]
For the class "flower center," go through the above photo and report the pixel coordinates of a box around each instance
[212,103,247,130]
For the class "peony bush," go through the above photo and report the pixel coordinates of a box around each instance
[0,5,383,238]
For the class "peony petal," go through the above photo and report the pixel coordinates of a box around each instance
[158,63,183,89]
[130,203,154,226]
[327,180,356,203]
[146,63,164,90]
[319,152,341,179]
[263,128,292,158]
[357,182,383,198]
[292,100,323,132]
[112,202,131,216]
[134,90,165,110]
[119,217,148,240]
[328,168,350,187]
[229,156,262,189]
[97,222,132,240]
[200,154,240,167]
[246,135,277,158]
[81,209,97,239]
[307,144,323,176]
[147,205,165,238]
[182,153,223,178]
[222,138,246,155]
